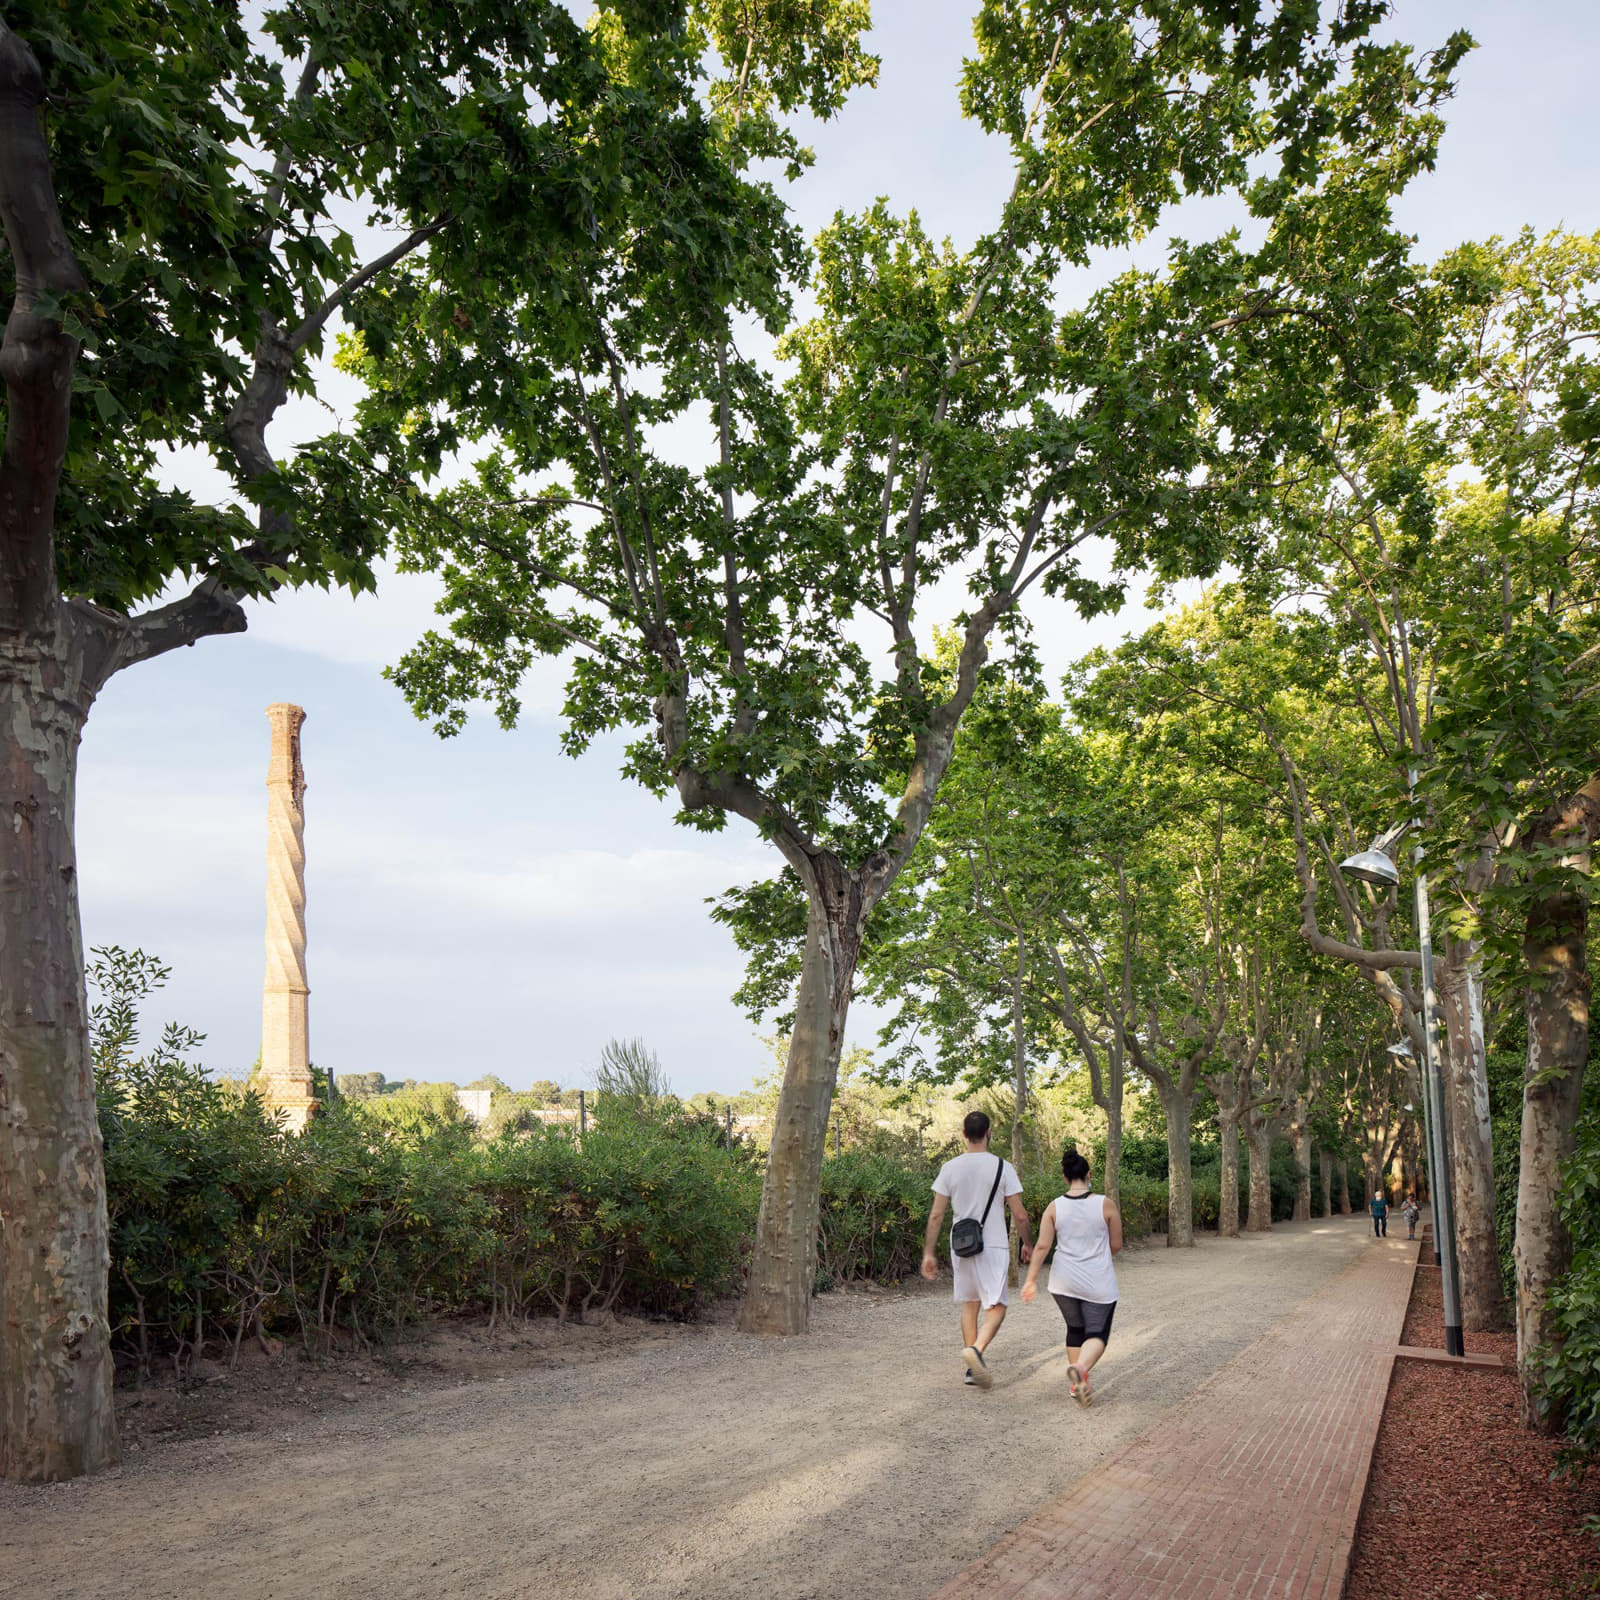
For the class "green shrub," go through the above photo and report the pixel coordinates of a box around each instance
[1270,1138,1300,1221]
[1535,1097,1600,1473]
[816,1152,930,1287]
[1113,1132,1173,1183]
[99,1038,293,1367]
[101,1063,767,1369]
[1117,1173,1169,1238]
[1190,1164,1223,1232]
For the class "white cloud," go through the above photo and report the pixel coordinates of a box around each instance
[360,839,776,928]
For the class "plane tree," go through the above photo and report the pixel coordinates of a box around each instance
[0,0,816,1481]
[1422,231,1600,1413]
[365,2,1468,1331]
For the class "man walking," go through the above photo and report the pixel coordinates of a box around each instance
[1370,1189,1389,1237]
[921,1111,1032,1389]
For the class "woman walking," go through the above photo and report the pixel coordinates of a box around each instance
[1022,1147,1122,1406]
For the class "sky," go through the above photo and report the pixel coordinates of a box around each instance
[77,1,1600,1097]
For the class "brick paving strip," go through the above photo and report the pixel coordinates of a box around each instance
[930,1235,1421,1600]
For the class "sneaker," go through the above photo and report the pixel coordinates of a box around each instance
[962,1345,992,1389]
[963,1370,976,1386]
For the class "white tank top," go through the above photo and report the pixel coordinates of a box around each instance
[1047,1192,1119,1304]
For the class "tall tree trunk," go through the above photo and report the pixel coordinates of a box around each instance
[1337,1158,1351,1214]
[738,886,858,1335]
[1010,939,1026,1172]
[1103,1080,1123,1214]
[0,632,119,1480]
[1438,940,1506,1330]
[1162,1088,1194,1247]
[1292,1130,1312,1222]
[1319,1148,1333,1218]
[1218,1116,1241,1238]
[1514,877,1590,1424]
[1245,1125,1274,1232]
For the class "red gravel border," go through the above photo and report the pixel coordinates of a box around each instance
[1345,1231,1600,1600]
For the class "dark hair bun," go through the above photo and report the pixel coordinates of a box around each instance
[1061,1146,1091,1183]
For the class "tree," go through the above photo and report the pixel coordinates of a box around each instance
[369,1,1466,1331]
[0,0,795,1481]
[1072,622,1314,1246]
[1257,437,1508,1326]
[1339,1027,1413,1207]
[1097,577,1507,1321]
[594,1036,673,1119]
[335,1072,387,1100]
[1425,231,1600,1416]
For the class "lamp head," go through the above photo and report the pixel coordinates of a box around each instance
[1387,1040,1415,1060]
[1341,848,1401,888]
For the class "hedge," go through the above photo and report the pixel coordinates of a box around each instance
[101,1044,1350,1378]
[101,1052,767,1370]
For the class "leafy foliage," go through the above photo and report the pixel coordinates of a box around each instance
[1536,1099,1600,1472]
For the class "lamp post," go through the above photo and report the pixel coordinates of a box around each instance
[1342,838,1465,1357]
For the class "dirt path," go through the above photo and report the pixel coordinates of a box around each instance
[0,1217,1376,1600]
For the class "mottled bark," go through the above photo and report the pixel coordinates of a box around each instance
[1245,1125,1274,1232]
[1514,858,1591,1423]
[1337,1158,1351,1214]
[0,24,117,1482]
[1010,940,1026,1172]
[1319,1148,1332,1218]
[1103,1085,1123,1214]
[0,629,117,1480]
[738,878,860,1335]
[1218,1116,1241,1238]
[1292,1130,1312,1223]
[1437,939,1506,1330]
[1162,1089,1194,1246]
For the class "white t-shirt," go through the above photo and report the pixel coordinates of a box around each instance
[933,1150,1022,1253]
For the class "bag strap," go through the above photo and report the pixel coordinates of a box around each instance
[978,1154,1005,1227]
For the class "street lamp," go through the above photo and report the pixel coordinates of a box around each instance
[1342,829,1465,1358]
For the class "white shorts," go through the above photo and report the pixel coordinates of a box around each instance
[951,1246,1009,1309]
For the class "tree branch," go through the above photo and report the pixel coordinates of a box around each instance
[69,578,248,692]
[287,215,454,356]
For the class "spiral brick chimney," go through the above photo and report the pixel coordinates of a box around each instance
[259,703,317,1131]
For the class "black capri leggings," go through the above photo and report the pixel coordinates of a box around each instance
[1051,1293,1117,1347]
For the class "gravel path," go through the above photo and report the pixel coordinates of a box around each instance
[0,1216,1375,1600]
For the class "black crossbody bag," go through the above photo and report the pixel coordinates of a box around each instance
[950,1154,1005,1258]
